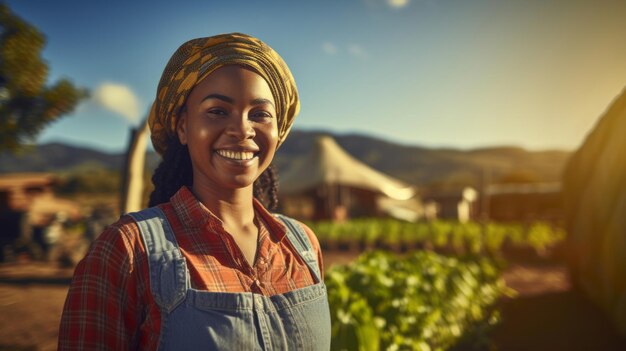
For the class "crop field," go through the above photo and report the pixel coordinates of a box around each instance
[0,219,623,350]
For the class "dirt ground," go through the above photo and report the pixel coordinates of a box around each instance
[492,262,625,351]
[0,262,73,351]
[0,252,624,351]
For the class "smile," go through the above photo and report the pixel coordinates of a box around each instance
[215,149,257,161]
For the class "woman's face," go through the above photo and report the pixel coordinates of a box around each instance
[177,65,279,193]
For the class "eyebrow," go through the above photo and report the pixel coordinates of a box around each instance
[251,98,275,108]
[201,94,275,108]
[201,94,234,103]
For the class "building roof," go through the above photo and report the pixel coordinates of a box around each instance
[486,182,561,195]
[280,136,415,200]
[0,173,57,190]
[423,186,479,201]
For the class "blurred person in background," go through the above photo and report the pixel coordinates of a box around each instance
[58,33,331,350]
[42,211,66,262]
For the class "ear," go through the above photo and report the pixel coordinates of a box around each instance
[176,111,188,145]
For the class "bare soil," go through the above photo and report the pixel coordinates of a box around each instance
[0,262,73,351]
[0,251,624,350]
[491,260,624,351]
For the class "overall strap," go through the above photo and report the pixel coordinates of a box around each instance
[127,207,188,312]
[275,214,322,283]
[128,207,179,254]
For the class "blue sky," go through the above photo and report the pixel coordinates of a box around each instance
[6,0,626,152]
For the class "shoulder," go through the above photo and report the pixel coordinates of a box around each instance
[294,220,321,252]
[99,214,142,248]
[82,214,146,275]
[276,215,326,278]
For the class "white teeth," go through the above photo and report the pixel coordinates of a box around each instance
[217,150,255,160]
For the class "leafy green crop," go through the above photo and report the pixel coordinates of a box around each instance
[308,219,565,258]
[326,251,513,351]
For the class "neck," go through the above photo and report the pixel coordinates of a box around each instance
[190,182,256,228]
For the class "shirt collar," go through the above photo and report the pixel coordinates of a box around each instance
[169,186,213,229]
[252,197,288,242]
[170,186,288,241]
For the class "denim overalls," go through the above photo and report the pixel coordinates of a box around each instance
[128,207,331,350]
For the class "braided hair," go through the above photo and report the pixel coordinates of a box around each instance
[252,163,279,211]
[148,138,279,210]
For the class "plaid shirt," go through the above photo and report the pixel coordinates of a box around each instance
[58,187,323,350]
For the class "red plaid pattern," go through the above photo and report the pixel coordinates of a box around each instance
[58,186,323,350]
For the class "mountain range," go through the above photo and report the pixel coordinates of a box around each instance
[0,130,572,188]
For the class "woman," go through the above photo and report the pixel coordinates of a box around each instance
[59,33,331,350]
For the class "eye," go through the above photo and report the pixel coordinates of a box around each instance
[207,108,227,117]
[250,110,273,121]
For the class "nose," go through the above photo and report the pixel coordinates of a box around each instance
[226,114,255,140]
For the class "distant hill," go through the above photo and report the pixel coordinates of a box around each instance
[0,131,572,188]
[0,142,162,174]
[0,143,124,173]
[274,131,572,188]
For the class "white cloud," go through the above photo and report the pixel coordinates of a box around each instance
[93,82,141,123]
[363,0,412,10]
[322,41,368,60]
[348,44,368,59]
[322,42,338,55]
[387,0,410,8]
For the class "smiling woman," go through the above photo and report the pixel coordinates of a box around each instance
[58,33,331,351]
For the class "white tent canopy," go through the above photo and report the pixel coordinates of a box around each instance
[280,136,415,200]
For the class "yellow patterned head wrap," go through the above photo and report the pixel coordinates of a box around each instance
[149,32,300,155]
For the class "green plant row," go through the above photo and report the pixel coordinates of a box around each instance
[326,251,513,351]
[307,219,566,256]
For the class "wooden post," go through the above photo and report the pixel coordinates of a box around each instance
[120,117,150,214]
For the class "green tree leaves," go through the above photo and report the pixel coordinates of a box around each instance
[0,3,87,152]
